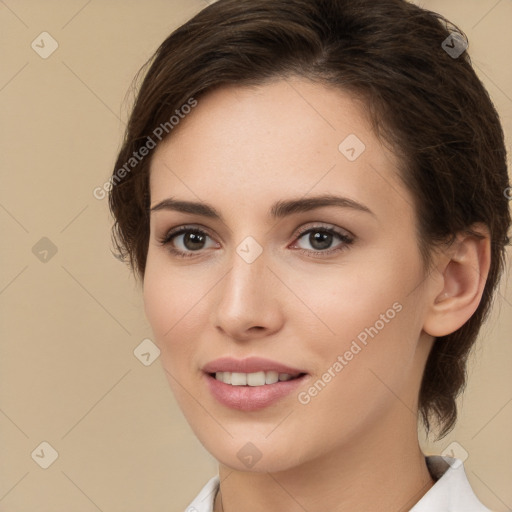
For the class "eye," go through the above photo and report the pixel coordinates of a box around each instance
[290,224,354,256]
[158,226,218,258]
[158,223,354,259]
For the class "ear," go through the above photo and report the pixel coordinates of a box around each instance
[423,224,491,337]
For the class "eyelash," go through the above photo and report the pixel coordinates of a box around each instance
[157,224,354,259]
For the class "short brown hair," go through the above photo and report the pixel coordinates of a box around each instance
[108,0,511,438]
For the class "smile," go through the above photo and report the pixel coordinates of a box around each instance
[211,371,305,386]
[204,372,308,411]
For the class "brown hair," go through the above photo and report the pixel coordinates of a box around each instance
[108,0,511,439]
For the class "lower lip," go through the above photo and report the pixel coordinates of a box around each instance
[204,372,308,411]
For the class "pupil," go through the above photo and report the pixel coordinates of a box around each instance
[185,232,205,250]
[310,231,332,250]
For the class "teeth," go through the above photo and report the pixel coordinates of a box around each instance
[247,371,264,386]
[231,372,247,386]
[266,371,279,384]
[214,371,300,386]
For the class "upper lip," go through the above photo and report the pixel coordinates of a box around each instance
[202,357,307,375]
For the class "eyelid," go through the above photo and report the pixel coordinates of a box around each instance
[158,224,215,243]
[158,223,352,245]
[292,222,354,240]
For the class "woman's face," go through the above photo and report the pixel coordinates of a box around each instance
[144,79,436,472]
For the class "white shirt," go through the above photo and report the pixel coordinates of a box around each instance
[184,456,492,512]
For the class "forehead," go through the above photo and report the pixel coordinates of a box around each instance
[148,79,412,221]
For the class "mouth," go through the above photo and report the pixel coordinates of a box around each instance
[203,370,309,411]
[202,356,309,410]
[207,370,307,386]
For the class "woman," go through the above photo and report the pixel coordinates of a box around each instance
[108,0,510,510]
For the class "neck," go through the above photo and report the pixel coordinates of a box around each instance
[213,412,434,512]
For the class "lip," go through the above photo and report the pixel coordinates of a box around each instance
[203,372,308,411]
[202,356,306,375]
[202,357,309,411]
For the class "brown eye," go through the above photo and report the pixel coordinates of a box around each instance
[159,227,218,257]
[305,230,335,251]
[180,231,208,251]
[292,225,354,256]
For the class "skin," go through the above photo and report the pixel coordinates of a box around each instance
[143,78,490,512]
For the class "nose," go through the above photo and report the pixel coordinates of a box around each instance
[213,247,284,342]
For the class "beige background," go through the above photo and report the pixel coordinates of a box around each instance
[0,0,511,511]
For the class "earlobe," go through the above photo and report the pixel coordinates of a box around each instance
[423,224,491,338]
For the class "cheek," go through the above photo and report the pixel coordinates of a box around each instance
[143,255,173,337]
[142,253,213,368]
[292,298,421,453]
[143,255,183,351]
[303,247,421,348]
[144,248,193,329]
[296,246,425,404]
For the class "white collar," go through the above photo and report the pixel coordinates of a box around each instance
[185,456,491,511]
[409,456,491,511]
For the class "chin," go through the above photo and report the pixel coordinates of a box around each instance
[218,454,298,474]
[203,435,308,474]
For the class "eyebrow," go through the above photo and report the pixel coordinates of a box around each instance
[149,194,375,221]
